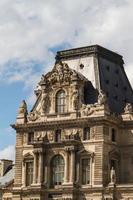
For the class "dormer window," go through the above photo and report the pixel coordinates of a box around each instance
[56,90,66,113]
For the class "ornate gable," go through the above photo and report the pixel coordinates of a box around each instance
[39,61,86,88]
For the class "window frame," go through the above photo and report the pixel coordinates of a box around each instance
[25,160,34,186]
[81,157,91,185]
[51,155,65,187]
[83,127,90,141]
[28,132,34,144]
[55,90,66,114]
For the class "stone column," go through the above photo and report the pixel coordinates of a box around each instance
[38,150,43,184]
[33,152,37,184]
[70,148,75,184]
[64,150,69,183]
[22,161,26,187]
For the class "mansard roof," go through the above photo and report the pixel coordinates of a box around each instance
[0,166,14,188]
[56,44,124,65]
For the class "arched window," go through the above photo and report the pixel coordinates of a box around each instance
[51,155,64,186]
[56,90,66,113]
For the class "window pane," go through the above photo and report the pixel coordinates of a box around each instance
[51,155,64,186]
[83,127,90,140]
[26,161,33,186]
[82,158,90,185]
[56,90,66,113]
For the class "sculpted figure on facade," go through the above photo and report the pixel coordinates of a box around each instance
[72,89,79,110]
[81,104,94,116]
[98,90,107,105]
[18,100,28,115]
[110,167,116,184]
[28,110,40,122]
[46,61,73,85]
[41,90,50,114]
[124,103,133,113]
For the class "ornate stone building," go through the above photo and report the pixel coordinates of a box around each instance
[12,45,133,200]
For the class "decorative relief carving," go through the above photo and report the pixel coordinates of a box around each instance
[28,110,41,122]
[39,61,85,89]
[47,131,54,141]
[91,127,95,139]
[40,61,73,87]
[81,104,94,116]
[63,128,81,140]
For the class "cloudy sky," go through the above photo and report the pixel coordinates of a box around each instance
[0,0,133,160]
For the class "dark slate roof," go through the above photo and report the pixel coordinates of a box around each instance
[0,167,14,188]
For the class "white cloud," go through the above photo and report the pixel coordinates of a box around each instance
[0,0,133,105]
[0,145,15,161]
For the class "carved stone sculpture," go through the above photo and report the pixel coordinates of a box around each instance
[110,167,116,184]
[41,91,50,114]
[98,90,107,105]
[124,103,133,113]
[16,100,28,123]
[81,104,94,116]
[72,90,79,110]
[18,100,27,115]
[28,110,40,121]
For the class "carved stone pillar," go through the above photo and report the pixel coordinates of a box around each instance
[70,148,75,184]
[64,149,69,183]
[38,150,43,184]
[33,151,37,184]
[22,161,26,187]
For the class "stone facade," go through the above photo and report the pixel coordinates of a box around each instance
[11,45,133,200]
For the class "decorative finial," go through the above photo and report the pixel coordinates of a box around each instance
[16,100,28,124]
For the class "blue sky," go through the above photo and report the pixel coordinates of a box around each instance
[0,0,133,160]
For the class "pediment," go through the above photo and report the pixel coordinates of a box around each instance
[39,61,87,88]
[23,153,33,160]
[78,149,94,156]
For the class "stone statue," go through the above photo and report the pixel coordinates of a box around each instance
[124,103,133,113]
[41,91,50,114]
[72,90,79,110]
[98,90,107,105]
[81,104,93,116]
[110,167,116,184]
[18,100,27,115]
[28,110,40,121]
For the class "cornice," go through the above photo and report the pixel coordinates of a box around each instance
[56,45,124,65]
[11,115,122,132]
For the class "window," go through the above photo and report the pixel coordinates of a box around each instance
[111,128,116,142]
[28,132,34,144]
[26,161,33,186]
[51,155,64,186]
[82,158,90,185]
[55,129,61,142]
[56,90,66,113]
[83,127,90,140]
